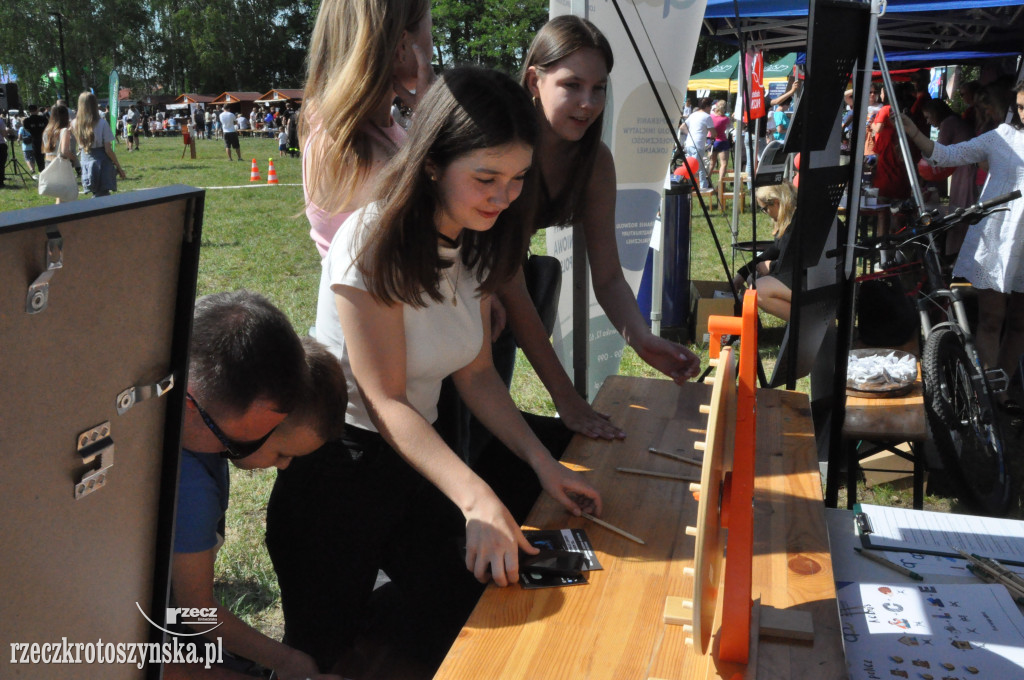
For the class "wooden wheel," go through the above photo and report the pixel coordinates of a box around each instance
[690,345,736,654]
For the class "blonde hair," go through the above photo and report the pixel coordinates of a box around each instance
[755,182,797,238]
[712,100,726,115]
[72,92,101,150]
[301,0,430,215]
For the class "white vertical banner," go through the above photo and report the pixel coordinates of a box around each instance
[547,0,707,397]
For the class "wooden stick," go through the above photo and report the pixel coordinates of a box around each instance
[648,447,703,467]
[581,512,646,545]
[616,467,701,483]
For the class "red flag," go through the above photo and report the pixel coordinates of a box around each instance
[744,51,766,122]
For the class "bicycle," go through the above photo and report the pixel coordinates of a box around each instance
[855,190,1021,516]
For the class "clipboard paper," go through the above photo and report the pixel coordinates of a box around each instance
[854,503,1024,566]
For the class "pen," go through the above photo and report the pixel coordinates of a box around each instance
[966,564,1024,605]
[854,547,924,581]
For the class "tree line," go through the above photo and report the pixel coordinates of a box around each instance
[1,0,552,107]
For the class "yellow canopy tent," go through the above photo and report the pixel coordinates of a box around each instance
[688,52,797,93]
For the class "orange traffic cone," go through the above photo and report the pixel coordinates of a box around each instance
[249,159,261,182]
[267,159,279,185]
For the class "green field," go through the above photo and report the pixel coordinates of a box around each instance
[1,135,967,641]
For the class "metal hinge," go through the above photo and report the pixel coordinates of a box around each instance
[75,422,115,500]
[116,373,176,415]
[25,229,64,314]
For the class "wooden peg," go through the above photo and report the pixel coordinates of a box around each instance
[689,482,701,493]
[663,596,693,625]
[699,403,711,414]
[685,526,698,537]
[694,440,707,452]
[683,566,695,577]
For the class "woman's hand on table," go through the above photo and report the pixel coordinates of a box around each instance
[555,390,625,440]
[463,491,536,587]
[635,333,701,385]
[535,457,602,518]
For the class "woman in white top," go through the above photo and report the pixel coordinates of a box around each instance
[72,92,125,197]
[266,67,602,674]
[903,83,1024,401]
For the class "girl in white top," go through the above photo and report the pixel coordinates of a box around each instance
[324,66,600,578]
[903,84,1024,393]
[267,67,602,673]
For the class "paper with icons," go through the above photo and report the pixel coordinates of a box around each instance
[838,582,1024,679]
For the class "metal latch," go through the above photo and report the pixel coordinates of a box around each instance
[25,229,64,314]
[116,373,176,415]
[75,422,114,500]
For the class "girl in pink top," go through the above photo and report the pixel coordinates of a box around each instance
[301,0,434,259]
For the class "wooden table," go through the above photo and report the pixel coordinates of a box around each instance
[434,376,845,680]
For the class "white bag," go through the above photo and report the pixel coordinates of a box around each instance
[38,156,79,202]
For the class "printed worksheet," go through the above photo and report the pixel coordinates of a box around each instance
[839,582,1024,679]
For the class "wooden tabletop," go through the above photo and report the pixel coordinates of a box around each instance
[434,376,846,680]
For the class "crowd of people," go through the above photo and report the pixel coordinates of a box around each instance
[163,3,703,679]
[0,96,303,193]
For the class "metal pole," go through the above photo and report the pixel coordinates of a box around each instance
[571,0,590,398]
[874,33,925,216]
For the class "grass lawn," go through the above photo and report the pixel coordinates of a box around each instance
[0,135,1001,641]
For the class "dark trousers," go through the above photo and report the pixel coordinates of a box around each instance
[266,413,572,674]
[0,143,7,185]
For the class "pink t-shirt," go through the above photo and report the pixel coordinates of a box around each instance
[711,114,730,143]
[306,120,407,259]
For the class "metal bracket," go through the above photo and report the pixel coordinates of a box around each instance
[25,229,64,314]
[116,373,176,415]
[75,421,115,500]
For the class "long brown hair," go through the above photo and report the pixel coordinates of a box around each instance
[72,92,101,150]
[521,15,613,227]
[356,67,539,307]
[301,0,430,215]
[42,104,70,154]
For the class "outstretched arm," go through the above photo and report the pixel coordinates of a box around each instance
[453,296,603,521]
[498,269,625,439]
[582,145,701,384]
[335,286,558,587]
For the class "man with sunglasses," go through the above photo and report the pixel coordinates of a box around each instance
[169,290,341,680]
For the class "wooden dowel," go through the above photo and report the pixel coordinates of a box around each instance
[648,447,703,467]
[581,512,646,545]
[616,467,701,483]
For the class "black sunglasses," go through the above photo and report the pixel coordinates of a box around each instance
[758,200,776,214]
[186,393,277,460]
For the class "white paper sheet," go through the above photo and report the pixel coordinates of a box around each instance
[839,582,1024,680]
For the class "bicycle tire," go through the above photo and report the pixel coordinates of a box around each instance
[922,327,1012,516]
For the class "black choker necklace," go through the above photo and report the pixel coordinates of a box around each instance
[437,232,460,247]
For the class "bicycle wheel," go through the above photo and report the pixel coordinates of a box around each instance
[922,328,1012,516]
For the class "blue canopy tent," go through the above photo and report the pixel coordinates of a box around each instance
[702,0,1024,60]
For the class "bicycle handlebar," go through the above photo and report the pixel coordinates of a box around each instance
[837,189,1022,255]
